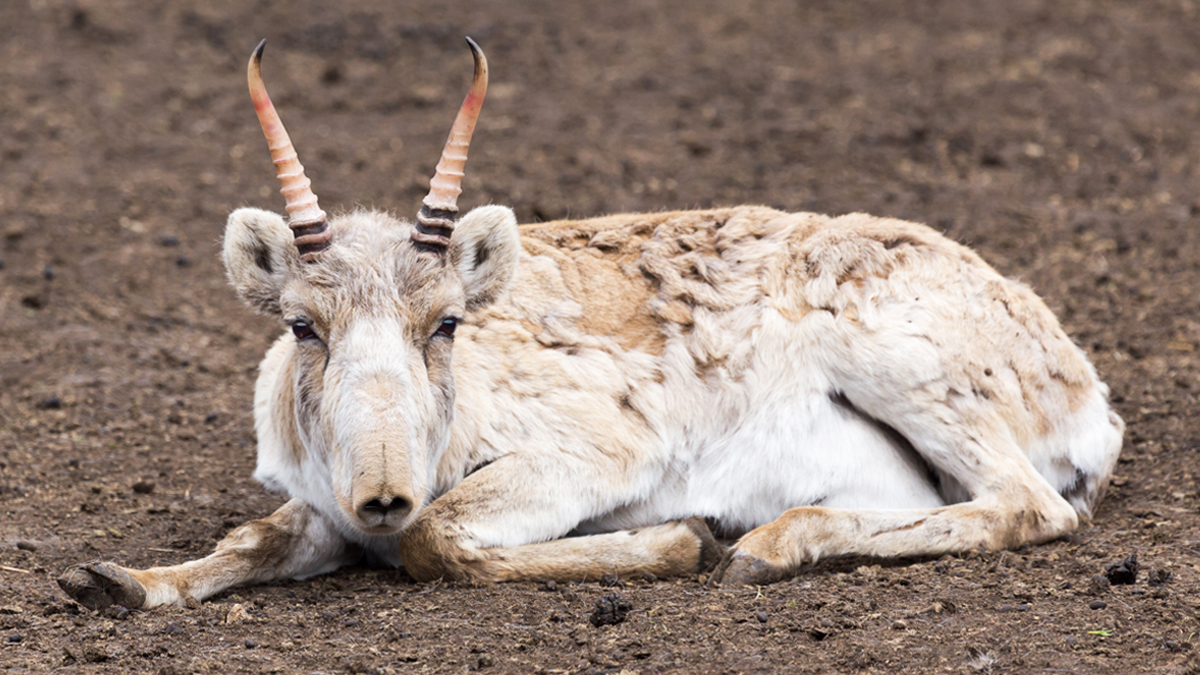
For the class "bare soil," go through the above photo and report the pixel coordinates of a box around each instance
[2,0,1199,673]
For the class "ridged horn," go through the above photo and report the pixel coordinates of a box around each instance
[412,37,489,255]
[247,39,330,262]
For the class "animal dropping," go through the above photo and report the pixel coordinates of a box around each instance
[58,37,1123,610]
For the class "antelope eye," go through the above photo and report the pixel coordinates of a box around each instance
[291,320,316,341]
[435,317,458,339]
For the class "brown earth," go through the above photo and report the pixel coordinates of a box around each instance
[1,0,1199,673]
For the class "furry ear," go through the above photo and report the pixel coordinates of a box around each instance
[450,205,520,310]
[222,208,296,316]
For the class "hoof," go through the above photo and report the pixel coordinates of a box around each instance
[57,563,147,611]
[708,551,790,587]
[681,517,726,573]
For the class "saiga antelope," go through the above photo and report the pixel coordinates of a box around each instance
[59,38,1123,610]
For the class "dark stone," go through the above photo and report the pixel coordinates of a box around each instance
[38,396,62,410]
[1089,600,1107,610]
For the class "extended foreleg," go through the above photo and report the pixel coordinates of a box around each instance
[58,499,357,610]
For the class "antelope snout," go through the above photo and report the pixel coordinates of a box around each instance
[353,490,415,532]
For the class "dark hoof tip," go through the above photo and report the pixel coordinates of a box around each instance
[708,551,789,588]
[57,563,147,611]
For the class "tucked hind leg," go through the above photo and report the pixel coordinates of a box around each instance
[711,404,1083,586]
[58,499,357,609]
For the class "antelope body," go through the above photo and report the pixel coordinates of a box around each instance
[59,40,1123,610]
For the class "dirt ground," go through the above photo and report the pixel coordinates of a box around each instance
[2,0,1199,672]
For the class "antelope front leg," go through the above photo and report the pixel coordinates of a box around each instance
[399,456,724,583]
[58,499,358,610]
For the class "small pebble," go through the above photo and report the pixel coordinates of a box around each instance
[1089,600,1107,610]
[1131,588,1146,596]
[7,633,21,643]
[204,413,219,424]
[477,655,495,668]
[757,611,769,624]
[158,234,180,247]
[132,480,155,495]
[244,638,257,649]
[175,256,191,267]
[42,265,54,280]
[544,580,557,592]
[16,541,37,552]
[38,396,62,410]
[641,572,657,584]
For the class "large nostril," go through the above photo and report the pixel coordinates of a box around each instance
[361,496,412,516]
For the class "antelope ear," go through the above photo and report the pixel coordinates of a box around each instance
[222,207,296,316]
[450,205,520,310]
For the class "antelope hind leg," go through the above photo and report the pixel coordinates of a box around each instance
[58,499,357,610]
[711,480,1079,586]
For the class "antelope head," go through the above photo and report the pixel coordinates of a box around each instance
[221,39,519,537]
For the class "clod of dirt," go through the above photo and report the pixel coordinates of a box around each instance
[16,541,37,552]
[544,580,557,592]
[103,606,129,620]
[225,603,249,624]
[1104,553,1138,585]
[131,480,155,495]
[1088,574,1111,595]
[1149,568,1172,586]
[81,642,110,663]
[589,592,632,627]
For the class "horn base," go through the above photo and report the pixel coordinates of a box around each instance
[412,205,456,255]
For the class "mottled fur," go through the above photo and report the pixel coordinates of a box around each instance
[59,204,1122,609]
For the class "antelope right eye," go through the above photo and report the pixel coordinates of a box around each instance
[291,320,316,341]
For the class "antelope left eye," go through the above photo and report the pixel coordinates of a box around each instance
[291,320,316,341]
[435,317,458,339]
